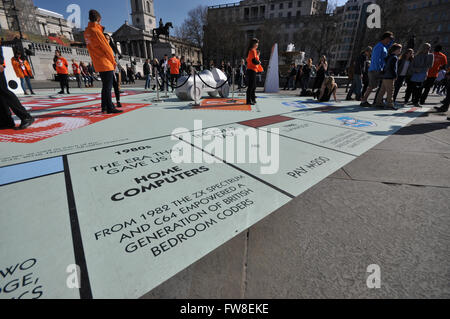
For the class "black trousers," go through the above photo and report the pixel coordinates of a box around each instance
[113,73,120,103]
[411,81,423,104]
[246,69,257,103]
[0,71,31,126]
[393,75,406,102]
[441,81,450,111]
[58,74,69,92]
[420,77,436,104]
[170,74,179,91]
[99,71,115,112]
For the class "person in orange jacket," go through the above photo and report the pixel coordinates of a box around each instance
[168,54,181,92]
[72,59,82,88]
[246,38,261,105]
[0,47,34,130]
[11,51,35,95]
[54,50,70,94]
[84,9,121,114]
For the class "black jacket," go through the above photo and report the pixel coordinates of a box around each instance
[382,54,398,79]
[143,62,151,76]
[302,64,312,78]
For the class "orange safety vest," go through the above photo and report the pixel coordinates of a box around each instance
[55,57,69,75]
[84,22,116,73]
[11,58,33,78]
[168,57,181,75]
[246,49,260,72]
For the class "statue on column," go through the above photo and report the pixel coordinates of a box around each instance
[152,18,173,42]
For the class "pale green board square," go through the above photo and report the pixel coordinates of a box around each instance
[66,136,291,298]
[176,123,356,197]
[0,174,79,299]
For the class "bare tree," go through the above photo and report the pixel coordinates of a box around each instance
[203,14,246,66]
[294,13,339,62]
[175,5,208,47]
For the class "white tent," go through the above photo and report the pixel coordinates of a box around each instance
[264,43,279,93]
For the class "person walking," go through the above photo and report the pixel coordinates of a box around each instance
[11,51,35,95]
[54,50,70,94]
[151,58,159,90]
[374,43,402,109]
[72,60,82,88]
[126,64,135,84]
[409,43,434,107]
[87,62,95,87]
[180,56,187,76]
[419,44,447,105]
[0,48,34,130]
[360,31,394,107]
[434,72,450,113]
[432,66,447,95]
[346,47,372,101]
[362,58,371,97]
[246,38,261,105]
[159,55,169,91]
[143,59,152,90]
[168,54,181,92]
[84,9,122,114]
[393,48,414,102]
[312,55,328,96]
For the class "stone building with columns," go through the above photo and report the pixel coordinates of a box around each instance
[0,0,74,41]
[112,0,202,63]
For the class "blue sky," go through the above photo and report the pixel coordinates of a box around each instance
[34,0,347,32]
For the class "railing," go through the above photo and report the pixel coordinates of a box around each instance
[208,2,241,9]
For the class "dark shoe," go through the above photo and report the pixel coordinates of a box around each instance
[116,102,122,108]
[447,117,450,121]
[31,91,36,95]
[360,101,371,107]
[66,91,70,94]
[24,91,29,95]
[58,91,64,94]
[413,103,422,108]
[18,117,35,130]
[107,109,123,114]
[435,106,449,112]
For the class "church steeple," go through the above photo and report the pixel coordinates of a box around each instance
[130,0,156,31]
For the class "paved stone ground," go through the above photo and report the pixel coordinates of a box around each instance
[141,86,450,299]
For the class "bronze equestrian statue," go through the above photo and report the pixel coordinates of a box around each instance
[153,19,173,42]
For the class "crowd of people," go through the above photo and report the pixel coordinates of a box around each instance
[1,18,449,131]
[280,31,449,113]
